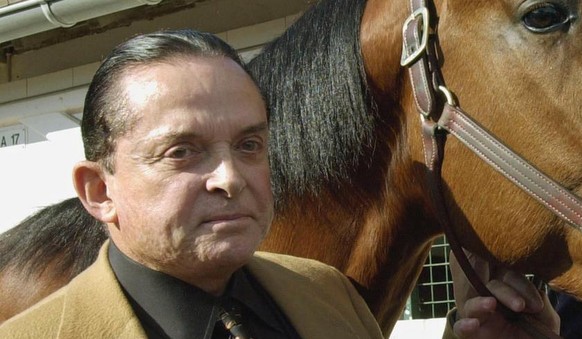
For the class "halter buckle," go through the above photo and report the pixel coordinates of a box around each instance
[401,7,430,67]
[438,86,456,106]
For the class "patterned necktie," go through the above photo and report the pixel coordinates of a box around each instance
[217,299,252,339]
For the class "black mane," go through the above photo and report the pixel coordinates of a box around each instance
[0,198,107,278]
[248,0,377,206]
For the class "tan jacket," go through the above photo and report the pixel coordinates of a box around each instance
[0,242,383,339]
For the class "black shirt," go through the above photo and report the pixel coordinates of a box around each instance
[108,243,301,339]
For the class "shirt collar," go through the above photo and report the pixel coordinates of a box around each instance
[231,266,285,334]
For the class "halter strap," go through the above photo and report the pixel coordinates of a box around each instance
[401,1,581,338]
[439,104,582,228]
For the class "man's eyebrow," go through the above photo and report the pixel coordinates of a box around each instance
[148,131,200,143]
[240,122,269,136]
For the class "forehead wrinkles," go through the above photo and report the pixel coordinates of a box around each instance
[113,58,266,139]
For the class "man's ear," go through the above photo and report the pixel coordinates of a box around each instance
[73,161,117,224]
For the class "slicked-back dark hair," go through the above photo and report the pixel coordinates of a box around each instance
[0,198,108,279]
[82,29,246,172]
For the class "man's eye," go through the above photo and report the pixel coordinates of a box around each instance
[165,146,195,159]
[239,140,262,153]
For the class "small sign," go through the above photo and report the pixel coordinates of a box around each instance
[0,126,27,149]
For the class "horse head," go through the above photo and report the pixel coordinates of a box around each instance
[440,0,582,296]
[365,0,582,304]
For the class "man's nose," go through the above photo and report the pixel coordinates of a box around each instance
[206,155,246,198]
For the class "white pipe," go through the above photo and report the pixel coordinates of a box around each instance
[0,0,163,44]
[0,0,46,16]
[40,2,75,28]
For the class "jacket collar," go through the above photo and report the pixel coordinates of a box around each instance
[247,252,363,339]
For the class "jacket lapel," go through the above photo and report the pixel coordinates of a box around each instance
[247,252,362,339]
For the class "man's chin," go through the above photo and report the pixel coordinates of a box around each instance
[210,241,257,265]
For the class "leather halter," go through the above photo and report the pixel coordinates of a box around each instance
[401,0,582,337]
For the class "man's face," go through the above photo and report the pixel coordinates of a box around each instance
[104,56,273,284]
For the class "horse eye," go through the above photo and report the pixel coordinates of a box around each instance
[522,3,571,33]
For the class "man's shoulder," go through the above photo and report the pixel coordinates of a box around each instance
[249,252,384,339]
[250,251,350,291]
[0,244,109,327]
[252,251,341,275]
[0,242,144,338]
[0,282,68,335]
[0,252,102,335]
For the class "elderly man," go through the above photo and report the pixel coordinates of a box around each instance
[0,30,383,338]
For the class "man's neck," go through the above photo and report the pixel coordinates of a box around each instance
[108,238,238,295]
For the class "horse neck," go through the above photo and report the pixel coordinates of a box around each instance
[259,0,445,332]
[260,107,442,330]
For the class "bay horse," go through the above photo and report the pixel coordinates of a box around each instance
[248,0,582,334]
